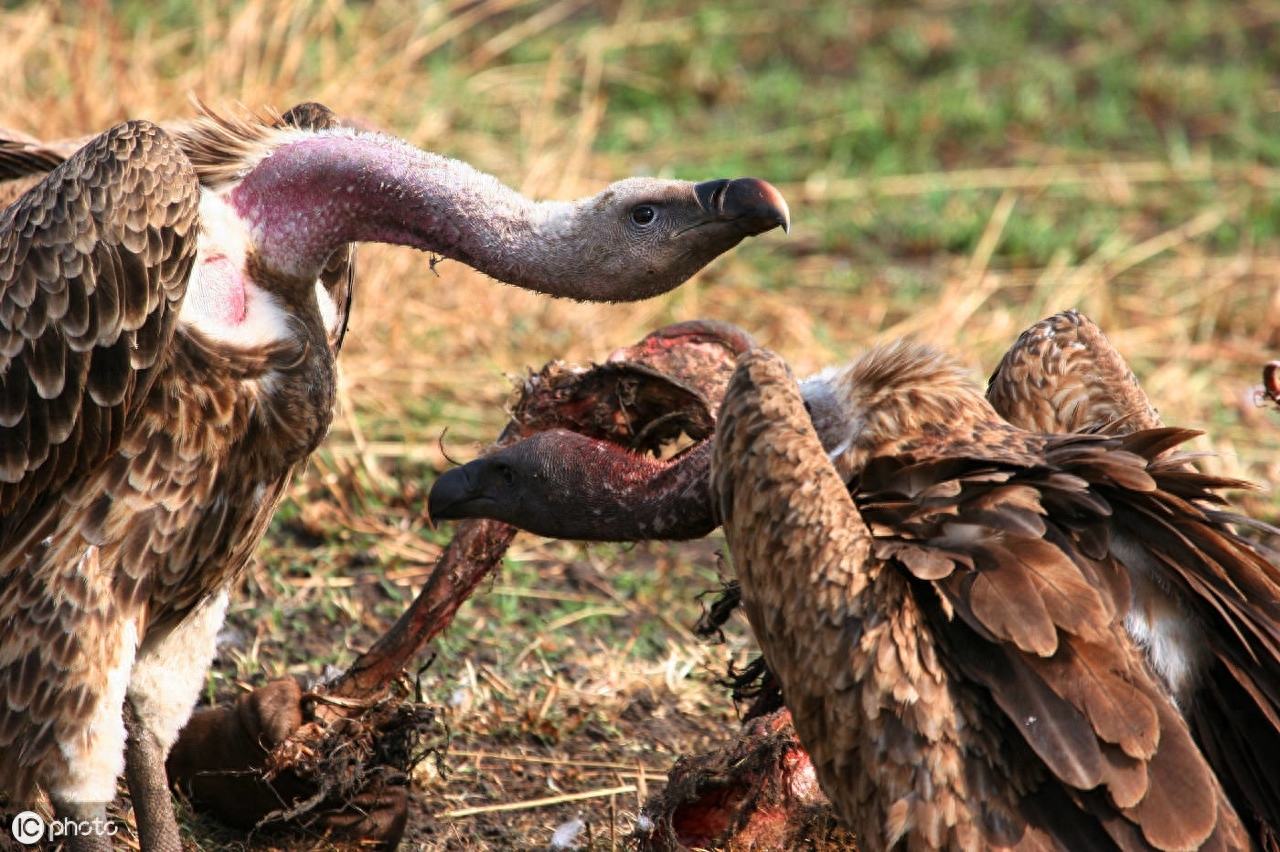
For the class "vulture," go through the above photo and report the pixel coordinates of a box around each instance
[0,103,789,852]
[430,313,1280,851]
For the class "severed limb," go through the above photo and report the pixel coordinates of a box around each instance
[166,321,739,846]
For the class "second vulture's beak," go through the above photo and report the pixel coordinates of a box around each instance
[427,464,478,524]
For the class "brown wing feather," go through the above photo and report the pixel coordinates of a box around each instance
[0,121,200,526]
[867,427,1249,845]
[885,438,1247,850]
[715,346,1248,851]
[0,133,71,181]
[987,310,1162,434]
[0,129,75,210]
[991,311,1280,849]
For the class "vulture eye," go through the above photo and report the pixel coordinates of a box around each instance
[630,205,657,226]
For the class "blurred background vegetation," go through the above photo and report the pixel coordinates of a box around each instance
[6,0,1280,848]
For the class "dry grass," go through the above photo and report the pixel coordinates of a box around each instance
[6,0,1280,848]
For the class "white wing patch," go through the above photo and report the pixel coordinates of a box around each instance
[316,278,340,335]
[1113,532,1211,707]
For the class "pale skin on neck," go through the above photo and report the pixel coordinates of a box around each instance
[225,131,789,302]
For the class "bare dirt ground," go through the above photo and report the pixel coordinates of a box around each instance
[197,522,758,852]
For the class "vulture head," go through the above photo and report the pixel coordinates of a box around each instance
[179,109,789,306]
[428,427,717,541]
[535,175,791,302]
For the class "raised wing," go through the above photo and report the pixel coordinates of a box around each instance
[989,311,1280,849]
[1122,450,1280,851]
[0,120,200,526]
[987,310,1161,434]
[857,429,1249,849]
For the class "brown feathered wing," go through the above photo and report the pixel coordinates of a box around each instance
[989,310,1280,850]
[713,347,1248,851]
[0,121,199,525]
[0,120,200,800]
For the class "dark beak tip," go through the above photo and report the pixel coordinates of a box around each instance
[426,469,469,522]
[726,177,790,234]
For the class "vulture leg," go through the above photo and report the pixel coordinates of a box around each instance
[120,590,230,852]
[123,701,182,852]
[48,800,114,852]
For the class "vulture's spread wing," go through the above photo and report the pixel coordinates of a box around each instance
[857,428,1251,850]
[988,311,1280,848]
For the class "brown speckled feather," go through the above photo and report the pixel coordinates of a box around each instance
[0,120,202,802]
[712,345,1249,851]
[987,310,1161,434]
[0,128,78,211]
[0,120,199,523]
[0,108,349,808]
[0,145,66,211]
[989,311,1280,851]
[0,128,73,181]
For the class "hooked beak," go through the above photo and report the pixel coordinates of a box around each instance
[694,177,791,234]
[427,464,479,522]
